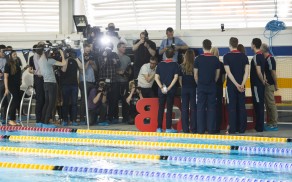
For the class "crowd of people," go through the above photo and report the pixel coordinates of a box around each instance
[0,25,279,134]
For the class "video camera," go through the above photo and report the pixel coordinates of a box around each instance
[44,40,73,61]
[98,78,112,92]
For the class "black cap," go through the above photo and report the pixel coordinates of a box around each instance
[166,27,174,32]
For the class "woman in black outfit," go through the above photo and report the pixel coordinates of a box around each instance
[4,50,21,126]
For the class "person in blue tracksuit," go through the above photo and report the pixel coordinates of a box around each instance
[250,38,266,132]
[211,47,226,133]
[179,49,197,133]
[194,39,220,134]
[155,47,180,133]
[223,37,249,134]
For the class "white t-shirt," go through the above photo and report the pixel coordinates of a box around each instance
[138,63,156,88]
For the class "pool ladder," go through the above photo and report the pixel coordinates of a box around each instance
[19,85,35,127]
[0,85,34,127]
[0,92,14,126]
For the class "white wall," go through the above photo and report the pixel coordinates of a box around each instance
[0,27,291,49]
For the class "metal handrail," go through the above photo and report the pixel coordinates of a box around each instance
[19,85,34,127]
[0,92,13,126]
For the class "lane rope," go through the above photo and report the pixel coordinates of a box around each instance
[0,146,291,172]
[1,126,290,143]
[0,161,275,182]
[1,135,292,156]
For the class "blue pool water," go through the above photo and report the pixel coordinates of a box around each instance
[0,130,292,181]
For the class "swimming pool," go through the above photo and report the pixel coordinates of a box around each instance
[0,127,292,181]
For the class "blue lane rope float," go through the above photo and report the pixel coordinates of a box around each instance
[61,166,275,182]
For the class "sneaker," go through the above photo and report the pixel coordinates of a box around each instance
[165,129,177,133]
[72,121,78,126]
[156,128,162,133]
[42,123,57,128]
[61,121,68,126]
[98,121,110,126]
[35,123,43,128]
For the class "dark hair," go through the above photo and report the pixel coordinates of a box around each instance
[32,44,38,53]
[8,50,17,75]
[0,44,6,50]
[166,27,174,33]
[6,46,12,49]
[165,47,175,58]
[36,44,44,55]
[229,37,238,48]
[237,44,246,54]
[150,56,157,62]
[252,38,262,49]
[117,42,125,49]
[202,39,212,50]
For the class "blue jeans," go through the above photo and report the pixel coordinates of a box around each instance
[62,84,78,122]
[181,87,197,133]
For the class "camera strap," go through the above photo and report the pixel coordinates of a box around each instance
[166,37,175,46]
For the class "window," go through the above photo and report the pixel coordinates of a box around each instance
[181,0,292,29]
[84,0,291,30]
[0,0,59,33]
[84,0,176,30]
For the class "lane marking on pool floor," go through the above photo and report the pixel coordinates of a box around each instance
[0,161,279,182]
[0,146,291,173]
[1,126,290,143]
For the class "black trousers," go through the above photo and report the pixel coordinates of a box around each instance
[226,85,247,133]
[88,103,107,125]
[0,80,7,119]
[251,84,265,132]
[197,84,217,134]
[181,87,197,133]
[42,82,57,124]
[216,85,223,133]
[79,81,95,122]
[8,88,20,121]
[107,82,120,121]
[141,88,154,98]
[33,76,45,123]
[157,90,175,129]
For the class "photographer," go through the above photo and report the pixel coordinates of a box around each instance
[106,23,127,53]
[60,49,83,126]
[125,80,143,124]
[28,44,45,127]
[132,31,156,79]
[37,42,66,128]
[137,56,157,98]
[97,43,120,124]
[79,44,97,124]
[116,42,131,123]
[159,27,188,63]
[87,80,108,126]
